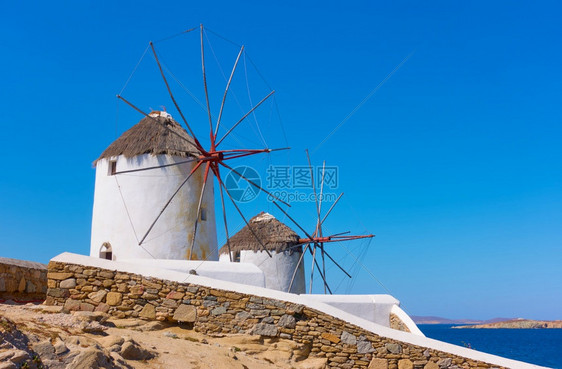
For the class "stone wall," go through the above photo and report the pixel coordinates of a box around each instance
[0,257,47,301]
[46,261,508,369]
[390,313,410,333]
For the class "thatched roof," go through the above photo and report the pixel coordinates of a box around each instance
[219,212,301,254]
[95,112,200,163]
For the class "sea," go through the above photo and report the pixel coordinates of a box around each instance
[418,325,562,369]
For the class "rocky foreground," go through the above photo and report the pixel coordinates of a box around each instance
[453,319,562,329]
[0,302,325,369]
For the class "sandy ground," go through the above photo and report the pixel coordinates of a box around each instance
[0,302,326,369]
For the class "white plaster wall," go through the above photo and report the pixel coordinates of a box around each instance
[302,294,423,336]
[90,154,218,261]
[51,253,550,369]
[219,250,305,294]
[121,258,265,288]
[302,294,399,328]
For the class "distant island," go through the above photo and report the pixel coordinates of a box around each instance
[413,316,562,329]
[453,319,562,329]
[412,316,512,325]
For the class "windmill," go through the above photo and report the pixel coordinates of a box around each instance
[98,25,290,262]
[273,150,374,294]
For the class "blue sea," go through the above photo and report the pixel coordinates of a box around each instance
[418,325,562,369]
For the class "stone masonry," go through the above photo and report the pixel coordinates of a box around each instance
[0,257,47,301]
[46,261,507,369]
[390,313,411,333]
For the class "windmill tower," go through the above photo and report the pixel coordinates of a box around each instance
[218,212,305,294]
[90,111,218,261]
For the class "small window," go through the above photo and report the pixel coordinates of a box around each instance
[108,160,117,176]
[100,242,113,260]
[200,208,207,221]
[233,251,240,262]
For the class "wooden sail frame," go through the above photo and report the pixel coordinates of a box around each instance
[273,150,374,294]
[115,24,290,261]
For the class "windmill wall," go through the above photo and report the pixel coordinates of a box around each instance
[91,154,218,261]
[45,253,545,369]
[219,250,306,294]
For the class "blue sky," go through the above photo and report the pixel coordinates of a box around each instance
[0,1,560,320]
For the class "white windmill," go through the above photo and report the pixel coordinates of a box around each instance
[90,25,288,264]
[218,212,306,294]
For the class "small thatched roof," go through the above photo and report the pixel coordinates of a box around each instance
[95,112,199,163]
[219,212,301,254]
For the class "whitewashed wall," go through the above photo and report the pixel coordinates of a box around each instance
[90,154,218,261]
[302,294,423,335]
[120,258,265,288]
[219,250,305,294]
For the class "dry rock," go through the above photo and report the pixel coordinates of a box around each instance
[66,348,116,369]
[98,336,125,349]
[139,303,156,319]
[386,343,402,354]
[253,323,278,337]
[31,340,55,360]
[341,331,357,345]
[73,311,108,323]
[49,272,74,280]
[106,292,122,306]
[437,358,453,368]
[8,349,30,364]
[120,340,154,360]
[41,305,63,314]
[399,359,414,369]
[138,321,166,331]
[236,311,252,321]
[80,320,107,333]
[166,291,184,300]
[0,362,17,369]
[357,339,375,354]
[278,314,296,328]
[369,358,389,369]
[65,335,101,349]
[48,288,69,298]
[172,304,196,322]
[321,332,340,343]
[297,357,328,369]
[424,362,439,369]
[88,290,108,303]
[53,338,69,355]
[60,278,77,289]
[95,302,110,313]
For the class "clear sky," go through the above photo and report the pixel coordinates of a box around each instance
[0,1,560,320]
